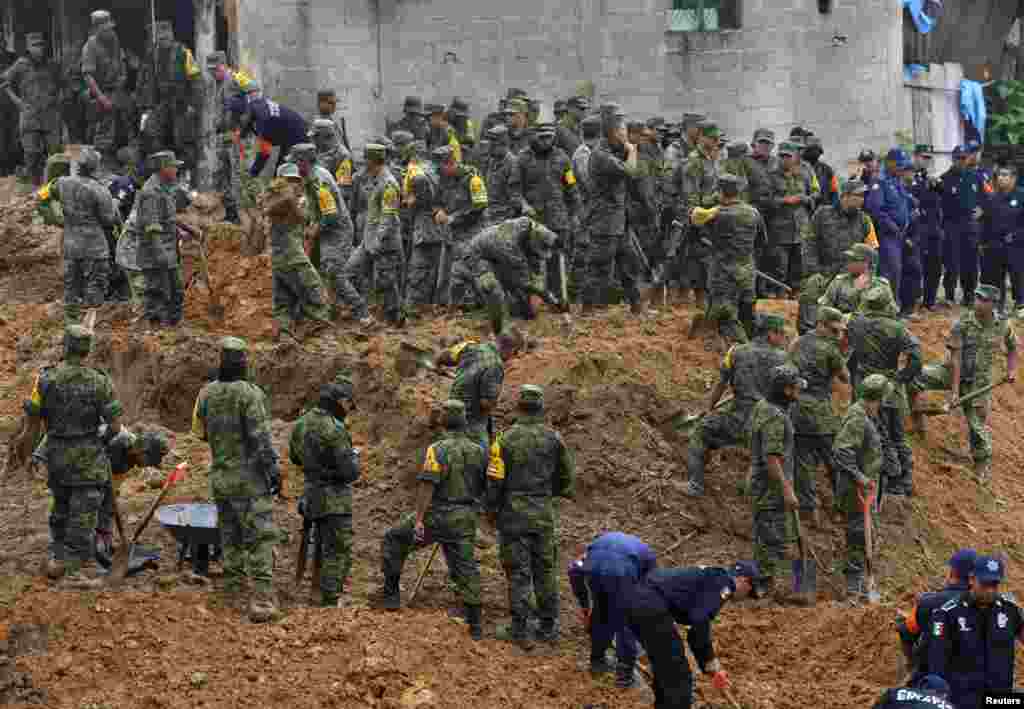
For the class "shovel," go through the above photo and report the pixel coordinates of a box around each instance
[791,510,817,603]
[396,342,452,380]
[409,543,440,605]
[109,462,188,584]
[915,376,1011,417]
[661,394,734,432]
[860,488,881,604]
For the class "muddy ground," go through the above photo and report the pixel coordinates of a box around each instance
[0,180,1022,708]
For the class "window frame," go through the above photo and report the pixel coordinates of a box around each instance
[667,0,740,33]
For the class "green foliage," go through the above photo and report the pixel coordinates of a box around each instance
[989,80,1024,144]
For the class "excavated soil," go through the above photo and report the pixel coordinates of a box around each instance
[0,186,1023,708]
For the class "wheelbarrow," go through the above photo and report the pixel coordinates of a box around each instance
[157,503,222,577]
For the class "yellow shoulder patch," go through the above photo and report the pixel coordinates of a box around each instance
[382,184,400,215]
[318,185,338,216]
[863,214,878,248]
[191,393,207,440]
[423,444,442,475]
[28,372,42,410]
[469,174,488,207]
[723,345,737,370]
[184,48,200,78]
[563,166,577,187]
[487,439,505,480]
[447,340,477,362]
[36,182,51,202]
[336,159,353,186]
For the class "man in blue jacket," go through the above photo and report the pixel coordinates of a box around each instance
[865,148,914,312]
[910,145,944,312]
[245,95,308,178]
[568,532,657,688]
[928,555,1024,709]
[623,560,761,709]
[939,143,991,307]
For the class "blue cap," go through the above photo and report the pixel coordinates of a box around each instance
[952,145,966,159]
[974,555,1005,584]
[965,139,982,153]
[947,548,978,579]
[915,675,949,697]
[730,560,763,598]
[885,147,912,170]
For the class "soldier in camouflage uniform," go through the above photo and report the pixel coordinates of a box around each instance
[820,243,893,314]
[80,11,126,173]
[389,96,428,143]
[749,364,804,603]
[425,103,462,163]
[833,374,885,598]
[847,284,922,498]
[379,400,485,639]
[449,97,478,167]
[435,145,488,307]
[799,179,876,334]
[486,385,576,647]
[787,306,850,524]
[263,162,331,341]
[135,151,186,329]
[401,138,444,307]
[509,122,579,298]
[48,147,120,325]
[483,125,518,226]
[684,314,788,497]
[2,33,63,186]
[743,129,780,294]
[702,174,766,345]
[507,98,531,157]
[205,52,240,224]
[765,141,819,299]
[571,115,603,290]
[25,325,122,587]
[673,121,723,310]
[289,377,360,607]
[35,153,71,225]
[343,143,405,325]
[453,216,558,335]
[721,142,752,202]
[192,337,281,622]
[627,121,661,273]
[908,285,1018,482]
[311,118,354,207]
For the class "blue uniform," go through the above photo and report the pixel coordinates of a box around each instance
[568,532,657,670]
[247,97,308,177]
[624,567,735,709]
[928,593,1024,709]
[910,171,944,308]
[869,687,954,709]
[940,167,990,304]
[980,189,1024,308]
[897,581,970,682]
[865,174,914,309]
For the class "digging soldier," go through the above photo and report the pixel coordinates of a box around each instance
[290,377,360,608]
[263,162,332,342]
[847,284,922,499]
[135,151,186,330]
[787,306,849,524]
[908,284,1018,483]
[434,145,489,308]
[80,10,126,174]
[832,374,885,599]
[192,337,282,622]
[820,243,892,315]
[378,400,485,641]
[487,385,576,648]
[205,51,240,224]
[451,216,560,335]
[24,325,122,588]
[1,32,63,187]
[799,179,876,334]
[683,313,788,497]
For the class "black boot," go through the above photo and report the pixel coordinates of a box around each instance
[615,660,636,689]
[589,654,615,675]
[684,444,706,497]
[224,205,241,225]
[465,604,482,641]
[373,574,401,610]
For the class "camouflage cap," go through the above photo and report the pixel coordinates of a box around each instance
[760,313,786,333]
[276,162,301,179]
[770,364,807,391]
[698,120,721,138]
[507,98,529,114]
[290,143,318,162]
[390,129,415,147]
[321,378,354,406]
[975,284,1001,301]
[753,128,775,143]
[402,95,424,114]
[205,50,227,67]
[424,102,445,115]
[519,384,544,409]
[150,150,184,169]
[841,178,867,195]
[443,398,466,418]
[817,306,845,327]
[364,143,387,161]
[534,122,557,134]
[568,96,591,110]
[220,336,248,353]
[805,136,823,148]
[777,141,800,156]
[600,102,626,118]
[860,373,891,401]
[726,141,750,159]
[844,242,874,262]
[647,116,666,129]
[507,88,529,100]
[553,99,568,113]
[47,152,71,167]
[64,324,93,356]
[862,283,893,311]
[450,97,469,114]
[627,120,645,132]
[311,119,336,135]
[77,147,102,173]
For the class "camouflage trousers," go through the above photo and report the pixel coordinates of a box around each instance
[344,245,404,322]
[909,364,992,464]
[382,509,480,606]
[499,525,559,627]
[794,434,836,514]
[48,484,103,574]
[21,128,61,184]
[837,477,875,574]
[316,514,353,606]
[708,284,754,345]
[142,266,184,323]
[215,495,277,595]
[64,257,110,324]
[752,505,793,581]
[797,273,832,336]
[272,264,330,334]
[321,255,362,319]
[570,225,591,298]
[406,243,444,306]
[686,403,749,491]
[213,135,240,213]
[446,240,479,308]
[86,92,127,158]
[582,232,642,307]
[96,476,123,535]
[126,270,145,309]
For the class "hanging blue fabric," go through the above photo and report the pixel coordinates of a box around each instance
[959,80,986,143]
[904,64,928,82]
[903,0,941,34]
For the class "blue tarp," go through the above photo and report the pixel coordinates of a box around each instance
[904,64,928,82]
[903,0,941,34]
[960,80,987,144]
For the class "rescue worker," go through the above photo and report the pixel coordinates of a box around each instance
[570,115,603,290]
[568,532,657,687]
[191,337,281,622]
[448,97,477,166]
[507,98,531,156]
[311,88,350,152]
[426,103,461,162]
[865,148,914,312]
[379,400,485,640]
[623,560,760,709]
[1,32,63,186]
[310,118,355,207]
[978,164,1024,313]
[80,10,126,174]
[246,95,307,177]
[910,145,944,312]
[765,141,817,298]
[205,51,241,224]
[482,125,518,226]
[803,135,838,210]
[24,325,122,588]
[908,284,1018,482]
[403,138,445,308]
[674,121,722,312]
[434,145,488,307]
[928,555,1024,709]
[486,385,576,648]
[939,143,990,307]
[684,314,788,497]
[135,151,186,329]
[720,142,752,201]
[869,675,955,709]
[290,377,360,607]
[389,95,427,142]
[787,306,850,524]
[820,243,893,315]
[832,374,885,598]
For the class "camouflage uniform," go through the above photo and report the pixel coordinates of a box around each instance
[847,289,922,496]
[207,55,240,220]
[311,120,354,206]
[705,201,765,344]
[765,164,817,292]
[344,164,404,322]
[348,165,373,244]
[749,397,795,582]
[51,165,120,324]
[382,405,485,610]
[686,335,787,494]
[484,144,519,226]
[191,338,280,597]
[800,205,875,333]
[303,162,357,310]
[290,399,359,606]
[819,272,893,314]
[25,328,122,576]
[404,158,446,305]
[486,386,576,641]
[628,143,661,274]
[80,17,127,168]
[135,168,184,325]
[907,309,1017,465]
[437,159,488,306]
[833,397,882,588]
[2,38,63,185]
[674,145,720,295]
[788,328,847,513]
[442,340,506,451]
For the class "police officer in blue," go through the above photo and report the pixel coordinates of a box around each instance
[896,548,977,682]
[940,142,991,308]
[870,674,955,709]
[910,145,945,312]
[623,560,761,709]
[568,532,657,688]
[865,148,915,311]
[928,554,1024,709]
[978,164,1024,314]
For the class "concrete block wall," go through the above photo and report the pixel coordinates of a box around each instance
[237,0,910,163]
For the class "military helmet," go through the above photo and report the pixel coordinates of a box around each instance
[365,143,387,162]
[817,306,844,326]
[77,146,102,175]
[769,364,807,394]
[64,324,93,358]
[518,384,544,411]
[859,374,890,401]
